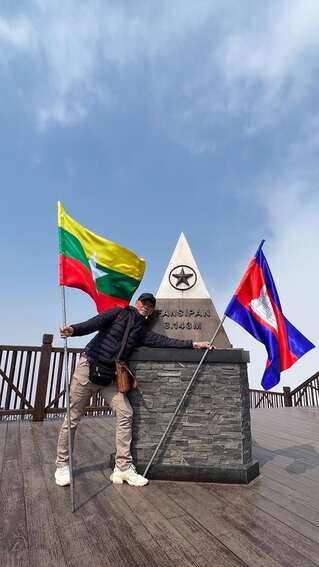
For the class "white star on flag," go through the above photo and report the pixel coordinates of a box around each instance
[88,253,107,281]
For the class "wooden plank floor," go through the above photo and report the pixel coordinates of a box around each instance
[1,408,319,567]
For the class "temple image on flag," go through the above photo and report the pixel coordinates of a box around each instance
[225,240,315,390]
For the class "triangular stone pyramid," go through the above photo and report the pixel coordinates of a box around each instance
[148,233,231,347]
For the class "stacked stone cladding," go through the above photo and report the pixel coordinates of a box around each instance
[128,351,253,472]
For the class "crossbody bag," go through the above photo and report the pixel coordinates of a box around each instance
[88,309,135,391]
[115,310,134,393]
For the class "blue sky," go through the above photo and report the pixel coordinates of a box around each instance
[1,1,318,390]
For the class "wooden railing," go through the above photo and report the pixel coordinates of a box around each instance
[0,334,111,421]
[249,389,286,409]
[290,370,319,407]
[249,373,319,409]
[1,335,318,419]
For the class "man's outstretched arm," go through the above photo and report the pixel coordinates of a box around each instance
[60,307,122,338]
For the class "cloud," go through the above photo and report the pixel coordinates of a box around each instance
[0,1,217,128]
[37,99,87,130]
[221,2,319,85]
[1,0,319,136]
[216,1,319,133]
[0,15,35,68]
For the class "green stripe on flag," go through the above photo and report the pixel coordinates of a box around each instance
[95,263,141,300]
[59,227,91,271]
[59,227,141,301]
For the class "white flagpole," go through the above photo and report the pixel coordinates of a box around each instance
[143,315,227,478]
[60,285,75,512]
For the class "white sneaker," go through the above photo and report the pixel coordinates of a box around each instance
[110,464,148,486]
[55,465,70,486]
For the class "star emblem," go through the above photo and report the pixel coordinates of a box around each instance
[172,267,194,287]
[88,253,107,281]
[169,265,197,290]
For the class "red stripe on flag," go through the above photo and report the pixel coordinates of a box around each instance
[235,258,297,371]
[59,255,129,312]
[59,255,96,297]
[235,259,277,333]
[95,292,129,312]
[269,297,298,371]
[236,258,264,306]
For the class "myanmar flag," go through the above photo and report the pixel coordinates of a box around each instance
[58,202,145,312]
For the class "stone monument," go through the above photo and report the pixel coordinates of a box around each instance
[148,232,231,346]
[127,234,259,483]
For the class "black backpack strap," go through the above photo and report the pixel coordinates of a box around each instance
[117,309,133,360]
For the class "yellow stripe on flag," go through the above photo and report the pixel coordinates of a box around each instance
[58,202,145,281]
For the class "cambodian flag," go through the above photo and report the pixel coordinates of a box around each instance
[225,241,315,390]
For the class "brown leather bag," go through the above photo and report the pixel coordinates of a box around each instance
[115,360,131,393]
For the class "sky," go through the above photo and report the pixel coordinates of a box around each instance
[0,0,318,391]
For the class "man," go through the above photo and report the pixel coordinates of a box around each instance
[55,292,211,487]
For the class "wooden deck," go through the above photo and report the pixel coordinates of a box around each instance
[1,407,319,567]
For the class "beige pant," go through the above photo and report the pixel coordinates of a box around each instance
[56,355,133,471]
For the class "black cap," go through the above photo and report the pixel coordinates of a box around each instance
[138,293,156,306]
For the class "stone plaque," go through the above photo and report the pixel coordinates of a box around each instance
[148,233,231,348]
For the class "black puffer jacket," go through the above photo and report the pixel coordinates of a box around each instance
[71,306,193,363]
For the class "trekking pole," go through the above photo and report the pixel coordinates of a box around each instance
[61,285,75,512]
[143,315,226,478]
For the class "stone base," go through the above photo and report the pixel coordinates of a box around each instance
[136,460,259,484]
[109,454,259,484]
[112,348,259,485]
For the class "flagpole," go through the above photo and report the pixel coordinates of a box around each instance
[60,285,75,512]
[143,314,227,478]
